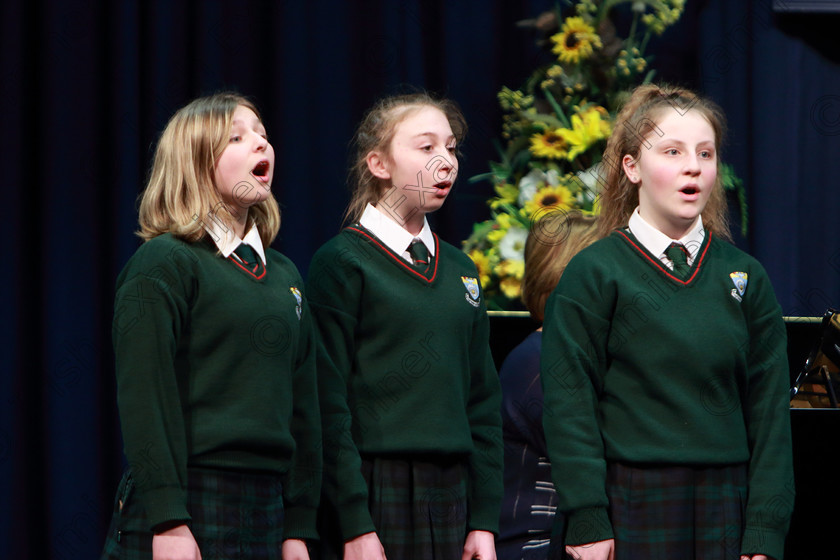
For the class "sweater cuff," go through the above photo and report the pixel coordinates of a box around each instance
[141,487,190,532]
[467,497,500,535]
[283,505,319,541]
[741,525,787,560]
[337,500,378,542]
[565,507,613,546]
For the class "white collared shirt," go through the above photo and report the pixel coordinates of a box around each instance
[359,203,435,264]
[202,216,267,265]
[627,208,705,270]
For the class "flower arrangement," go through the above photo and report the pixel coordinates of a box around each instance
[464,1,748,311]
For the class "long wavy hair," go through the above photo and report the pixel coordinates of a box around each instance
[137,92,281,247]
[343,92,467,225]
[597,84,731,242]
[522,211,600,322]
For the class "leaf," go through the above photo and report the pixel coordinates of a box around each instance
[544,88,572,128]
[468,172,496,185]
[720,162,748,237]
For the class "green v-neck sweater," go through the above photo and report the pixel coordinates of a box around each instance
[306,226,503,540]
[112,233,322,539]
[541,230,794,559]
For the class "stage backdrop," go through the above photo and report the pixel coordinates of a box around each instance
[2,1,840,559]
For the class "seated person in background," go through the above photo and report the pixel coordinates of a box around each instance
[496,210,599,560]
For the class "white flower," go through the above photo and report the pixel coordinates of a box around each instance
[498,226,529,261]
[575,164,601,190]
[575,164,603,204]
[518,168,560,205]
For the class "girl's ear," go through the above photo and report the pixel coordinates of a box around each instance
[622,154,641,184]
[367,151,391,180]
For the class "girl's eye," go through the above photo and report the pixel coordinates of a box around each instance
[447,145,457,153]
[230,135,242,143]
[421,145,433,152]
[666,148,679,155]
[699,150,713,159]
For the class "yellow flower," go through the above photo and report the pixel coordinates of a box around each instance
[640,1,684,35]
[468,249,492,288]
[576,0,599,16]
[499,276,522,299]
[487,213,514,243]
[557,107,611,160]
[497,258,525,299]
[550,17,602,65]
[547,64,564,78]
[529,129,569,159]
[498,86,534,111]
[499,258,525,280]
[523,184,574,217]
[635,58,647,73]
[490,182,519,209]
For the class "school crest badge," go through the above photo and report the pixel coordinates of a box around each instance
[729,272,748,302]
[461,276,480,307]
[290,286,303,319]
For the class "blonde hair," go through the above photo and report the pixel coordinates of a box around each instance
[137,92,281,246]
[344,92,467,225]
[597,84,731,242]
[522,211,600,322]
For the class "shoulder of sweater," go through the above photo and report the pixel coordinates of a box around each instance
[560,234,623,274]
[707,236,770,273]
[311,228,367,260]
[121,233,205,275]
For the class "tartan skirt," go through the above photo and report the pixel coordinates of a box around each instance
[316,455,468,560]
[100,467,285,560]
[605,462,748,560]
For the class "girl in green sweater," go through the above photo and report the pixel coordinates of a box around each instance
[307,93,503,560]
[541,85,794,560]
[101,93,322,560]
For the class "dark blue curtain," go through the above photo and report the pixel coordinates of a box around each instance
[3,1,839,558]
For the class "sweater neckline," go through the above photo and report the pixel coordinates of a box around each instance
[345,225,440,284]
[614,228,712,286]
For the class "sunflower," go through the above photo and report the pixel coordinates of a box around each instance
[529,129,569,159]
[557,107,611,160]
[550,17,602,65]
[523,184,574,218]
[518,168,561,205]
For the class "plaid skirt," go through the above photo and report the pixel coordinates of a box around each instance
[315,455,468,560]
[605,462,748,560]
[100,467,285,560]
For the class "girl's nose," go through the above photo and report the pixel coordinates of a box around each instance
[684,154,701,175]
[255,133,268,151]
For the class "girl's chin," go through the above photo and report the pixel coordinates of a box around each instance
[424,197,448,212]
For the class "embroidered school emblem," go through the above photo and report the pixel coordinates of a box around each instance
[461,276,480,307]
[290,286,303,319]
[729,272,748,302]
